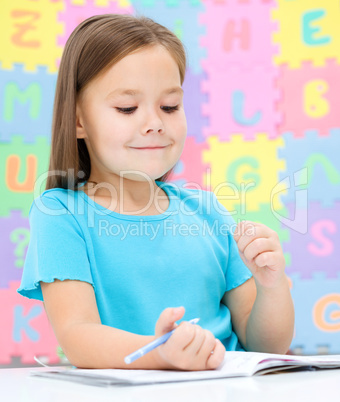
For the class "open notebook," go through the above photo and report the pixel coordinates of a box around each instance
[31,351,340,387]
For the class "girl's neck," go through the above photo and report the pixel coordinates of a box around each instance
[80,177,169,216]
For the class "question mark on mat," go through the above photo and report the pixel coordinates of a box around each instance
[10,228,30,268]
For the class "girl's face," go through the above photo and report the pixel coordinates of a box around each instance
[76,45,187,183]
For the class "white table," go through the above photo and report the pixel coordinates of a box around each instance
[1,366,340,402]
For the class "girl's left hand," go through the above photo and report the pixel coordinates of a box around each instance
[233,220,286,289]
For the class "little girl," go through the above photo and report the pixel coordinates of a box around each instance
[18,13,294,370]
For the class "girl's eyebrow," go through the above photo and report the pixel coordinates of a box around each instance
[106,86,183,99]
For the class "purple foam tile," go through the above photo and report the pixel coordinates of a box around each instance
[284,201,340,279]
[0,210,29,289]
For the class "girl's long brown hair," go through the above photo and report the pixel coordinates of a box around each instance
[45,13,187,191]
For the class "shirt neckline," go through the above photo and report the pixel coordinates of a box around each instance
[77,180,176,221]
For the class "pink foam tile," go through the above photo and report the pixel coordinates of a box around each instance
[201,64,281,141]
[168,136,209,190]
[278,60,340,137]
[199,0,276,68]
[58,0,134,48]
[0,282,59,365]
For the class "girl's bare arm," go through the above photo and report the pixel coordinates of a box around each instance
[41,279,165,369]
[41,279,225,370]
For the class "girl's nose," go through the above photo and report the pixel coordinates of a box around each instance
[142,110,165,135]
[144,126,164,135]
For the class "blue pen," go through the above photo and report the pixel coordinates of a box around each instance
[124,318,200,364]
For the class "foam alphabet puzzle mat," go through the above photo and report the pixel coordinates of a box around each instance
[1,0,339,366]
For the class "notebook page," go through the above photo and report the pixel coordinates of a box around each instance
[33,352,340,385]
[243,353,340,373]
[74,352,340,384]
[75,352,274,384]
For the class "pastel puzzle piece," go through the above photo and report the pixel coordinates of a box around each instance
[0,210,30,289]
[203,134,286,213]
[272,0,340,68]
[284,201,340,280]
[0,0,63,73]
[131,0,206,74]
[199,0,277,69]
[0,281,59,365]
[58,0,134,49]
[70,0,131,7]
[182,68,209,143]
[201,65,281,141]
[289,273,340,355]
[0,63,56,143]
[168,136,209,189]
[0,136,50,217]
[132,0,201,7]
[278,131,340,208]
[278,60,340,137]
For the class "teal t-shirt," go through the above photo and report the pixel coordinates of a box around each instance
[17,181,252,351]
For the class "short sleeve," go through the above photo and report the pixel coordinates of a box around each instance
[17,195,94,301]
[211,193,253,292]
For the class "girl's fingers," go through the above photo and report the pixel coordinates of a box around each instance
[154,306,185,337]
[190,329,215,356]
[206,339,226,369]
[162,324,223,371]
[235,226,269,254]
[243,237,276,263]
[167,320,196,351]
[182,324,206,354]
[157,318,226,371]
[254,251,283,269]
[182,327,222,370]
[233,221,260,243]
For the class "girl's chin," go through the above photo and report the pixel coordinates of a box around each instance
[118,172,168,182]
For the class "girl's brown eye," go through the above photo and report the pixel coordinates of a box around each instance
[161,105,179,113]
[116,105,179,115]
[116,107,136,114]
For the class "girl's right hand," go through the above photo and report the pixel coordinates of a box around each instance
[154,307,226,371]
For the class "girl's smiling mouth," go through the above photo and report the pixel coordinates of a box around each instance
[130,145,170,150]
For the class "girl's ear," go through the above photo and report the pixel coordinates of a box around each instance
[76,103,87,139]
